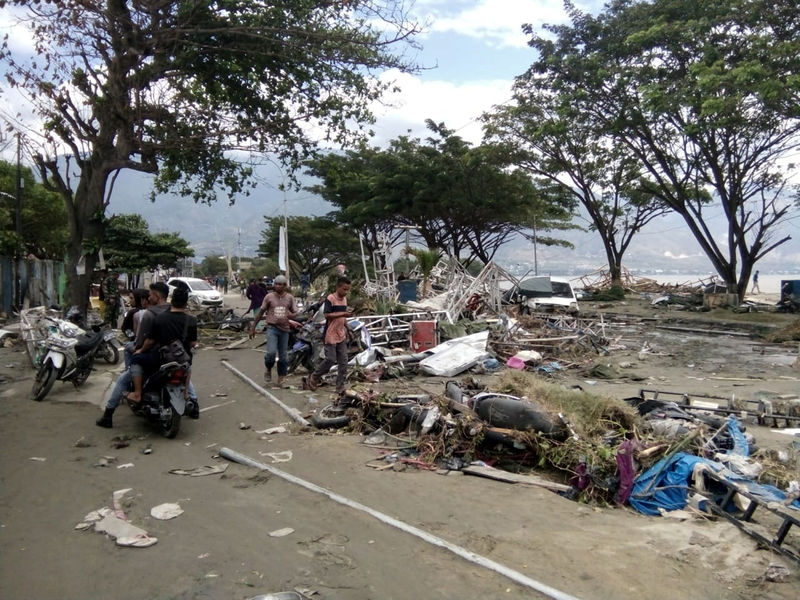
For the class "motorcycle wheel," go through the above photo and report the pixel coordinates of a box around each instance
[287,350,305,374]
[31,362,57,402]
[100,342,120,365]
[310,403,353,429]
[160,401,181,438]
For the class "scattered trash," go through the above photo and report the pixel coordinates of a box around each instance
[78,489,157,548]
[256,426,287,435]
[169,465,229,477]
[248,592,304,600]
[28,457,46,462]
[117,463,135,469]
[765,562,791,583]
[74,437,93,448]
[268,527,294,538]
[239,422,251,430]
[150,502,184,520]
[258,451,293,463]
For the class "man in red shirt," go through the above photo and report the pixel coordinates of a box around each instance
[308,276,352,393]
[248,275,298,388]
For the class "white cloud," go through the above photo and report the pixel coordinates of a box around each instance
[414,0,601,48]
[371,69,512,145]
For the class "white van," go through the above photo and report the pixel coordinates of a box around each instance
[509,276,579,314]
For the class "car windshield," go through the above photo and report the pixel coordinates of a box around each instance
[551,281,574,299]
[186,280,214,291]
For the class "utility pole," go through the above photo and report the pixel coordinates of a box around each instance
[532,215,539,276]
[14,133,23,309]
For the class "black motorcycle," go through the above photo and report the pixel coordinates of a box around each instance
[127,360,194,438]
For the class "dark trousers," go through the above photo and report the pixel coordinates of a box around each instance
[312,341,348,390]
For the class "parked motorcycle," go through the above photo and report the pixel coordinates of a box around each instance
[65,306,121,365]
[30,320,112,401]
[127,360,192,438]
[287,317,370,375]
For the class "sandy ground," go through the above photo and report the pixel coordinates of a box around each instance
[1,292,799,600]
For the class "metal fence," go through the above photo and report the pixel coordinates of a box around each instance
[0,255,66,314]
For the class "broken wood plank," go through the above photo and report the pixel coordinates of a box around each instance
[462,465,570,493]
[221,337,249,350]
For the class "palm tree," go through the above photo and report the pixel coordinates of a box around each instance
[408,248,440,296]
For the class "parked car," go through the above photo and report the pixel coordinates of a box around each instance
[166,277,223,307]
[504,276,579,314]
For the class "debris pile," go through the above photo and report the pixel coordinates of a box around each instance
[311,370,800,561]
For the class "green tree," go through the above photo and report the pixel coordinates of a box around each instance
[306,145,405,256]
[407,247,439,296]
[0,160,68,259]
[525,0,800,298]
[195,255,229,279]
[1,0,420,311]
[485,90,669,286]
[103,214,193,285]
[307,121,576,265]
[258,216,361,282]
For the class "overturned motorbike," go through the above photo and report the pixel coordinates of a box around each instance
[127,359,193,438]
[31,319,113,402]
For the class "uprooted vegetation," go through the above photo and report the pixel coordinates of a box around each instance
[764,319,800,343]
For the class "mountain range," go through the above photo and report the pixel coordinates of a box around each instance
[108,168,800,277]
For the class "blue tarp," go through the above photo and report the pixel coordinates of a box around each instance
[629,451,800,516]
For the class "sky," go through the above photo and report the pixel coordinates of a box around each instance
[1,0,798,277]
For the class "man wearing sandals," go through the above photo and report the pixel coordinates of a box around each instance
[248,275,298,389]
[307,276,352,394]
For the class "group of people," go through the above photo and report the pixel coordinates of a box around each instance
[248,275,352,394]
[95,281,199,428]
[96,271,354,429]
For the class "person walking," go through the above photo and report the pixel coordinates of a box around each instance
[102,270,121,327]
[307,276,352,394]
[245,278,266,317]
[248,275,298,388]
[752,270,761,294]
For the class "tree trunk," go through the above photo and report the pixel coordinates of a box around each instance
[63,162,108,314]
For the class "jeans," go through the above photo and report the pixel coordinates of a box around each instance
[123,341,135,369]
[265,325,289,376]
[312,341,348,391]
[106,368,197,412]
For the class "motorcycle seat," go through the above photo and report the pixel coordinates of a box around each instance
[75,330,104,354]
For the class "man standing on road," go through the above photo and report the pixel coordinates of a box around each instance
[248,275,298,388]
[307,276,352,394]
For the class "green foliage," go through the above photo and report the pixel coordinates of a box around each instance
[2,0,420,306]
[258,216,360,282]
[590,285,626,301]
[103,214,193,273]
[306,121,576,264]
[195,255,228,278]
[0,160,68,259]
[523,0,800,297]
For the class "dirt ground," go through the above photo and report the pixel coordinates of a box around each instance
[1,291,799,600]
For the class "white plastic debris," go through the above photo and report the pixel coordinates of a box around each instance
[150,502,184,520]
[268,527,294,537]
[256,426,287,435]
[258,450,293,463]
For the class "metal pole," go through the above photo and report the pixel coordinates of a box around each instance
[15,134,22,309]
[533,215,538,276]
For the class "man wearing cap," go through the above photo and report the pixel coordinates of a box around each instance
[248,275,298,388]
